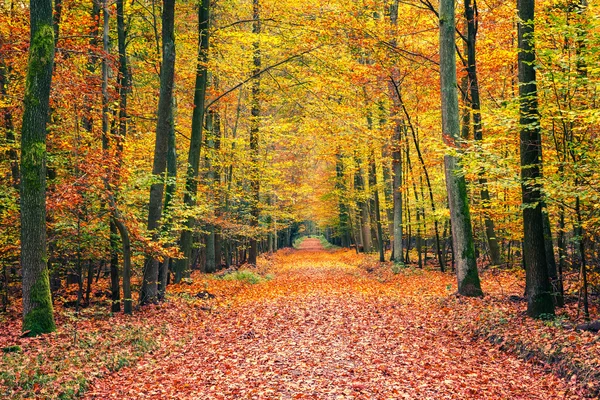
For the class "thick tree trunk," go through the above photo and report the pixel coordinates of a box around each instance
[248,0,261,265]
[439,0,482,297]
[20,0,56,335]
[176,0,210,282]
[517,0,554,317]
[141,0,176,304]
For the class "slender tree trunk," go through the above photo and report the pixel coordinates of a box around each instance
[575,196,589,320]
[20,0,56,335]
[141,0,176,304]
[396,89,444,269]
[464,0,501,265]
[355,157,372,252]
[205,111,217,273]
[158,100,177,298]
[0,60,18,188]
[176,0,210,282]
[439,0,482,296]
[248,0,262,265]
[369,151,385,262]
[517,0,554,317]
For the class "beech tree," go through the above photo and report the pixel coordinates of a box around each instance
[20,0,56,335]
[439,0,482,296]
[141,0,176,304]
[517,0,554,318]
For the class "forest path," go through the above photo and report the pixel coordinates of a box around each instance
[86,247,571,399]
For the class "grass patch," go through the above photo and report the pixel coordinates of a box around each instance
[316,235,338,250]
[220,270,272,284]
[292,236,306,249]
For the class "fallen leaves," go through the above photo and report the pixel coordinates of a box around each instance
[2,241,597,398]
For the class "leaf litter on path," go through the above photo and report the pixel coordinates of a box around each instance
[86,240,579,399]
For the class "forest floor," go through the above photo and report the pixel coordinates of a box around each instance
[2,238,599,399]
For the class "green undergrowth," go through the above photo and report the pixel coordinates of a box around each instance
[219,270,273,284]
[316,235,339,250]
[0,315,159,399]
[292,236,306,249]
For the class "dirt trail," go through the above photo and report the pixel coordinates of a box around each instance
[86,248,572,399]
[296,237,325,251]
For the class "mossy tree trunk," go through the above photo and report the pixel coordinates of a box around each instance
[439,0,482,297]
[20,0,56,335]
[517,0,554,317]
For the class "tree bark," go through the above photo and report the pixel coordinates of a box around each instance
[141,0,176,304]
[20,0,56,335]
[464,0,501,265]
[248,0,261,265]
[439,0,482,296]
[517,0,554,317]
[175,0,210,282]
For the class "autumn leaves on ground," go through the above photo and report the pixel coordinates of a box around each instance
[2,239,597,399]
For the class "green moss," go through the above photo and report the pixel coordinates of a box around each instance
[2,345,22,354]
[455,167,483,297]
[24,24,54,104]
[23,267,56,336]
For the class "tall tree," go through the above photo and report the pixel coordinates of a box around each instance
[517,0,554,317]
[141,0,176,304]
[463,0,501,266]
[387,0,403,263]
[175,0,210,282]
[248,0,261,265]
[20,0,56,335]
[439,0,482,296]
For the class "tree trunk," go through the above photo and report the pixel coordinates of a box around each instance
[158,100,177,298]
[387,0,403,264]
[176,0,210,282]
[370,151,385,262]
[464,0,501,266]
[141,0,176,304]
[20,0,56,336]
[517,0,554,317]
[248,0,262,265]
[439,0,482,296]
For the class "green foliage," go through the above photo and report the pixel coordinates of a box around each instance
[2,345,22,354]
[220,270,272,284]
[292,236,306,249]
[316,235,338,250]
[0,321,157,399]
[391,262,405,274]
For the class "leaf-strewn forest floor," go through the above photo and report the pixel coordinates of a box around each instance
[2,239,599,399]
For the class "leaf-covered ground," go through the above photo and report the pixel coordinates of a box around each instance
[2,238,597,398]
[82,239,587,399]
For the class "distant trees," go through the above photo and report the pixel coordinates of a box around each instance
[5,0,600,333]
